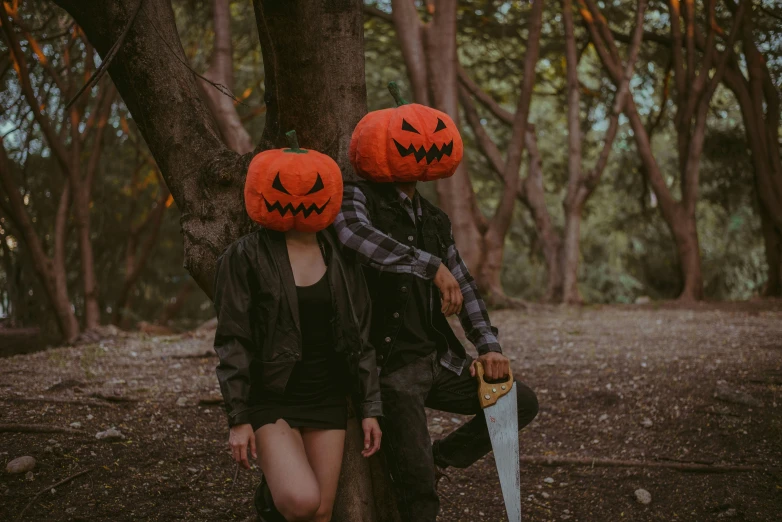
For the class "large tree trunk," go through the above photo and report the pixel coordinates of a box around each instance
[522,129,563,302]
[72,184,101,328]
[53,0,397,519]
[669,207,703,301]
[759,207,782,296]
[561,0,585,305]
[200,0,254,154]
[560,0,646,305]
[720,10,782,297]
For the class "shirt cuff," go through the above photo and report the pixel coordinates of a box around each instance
[472,329,502,355]
[414,250,442,280]
[361,400,383,419]
[227,406,252,427]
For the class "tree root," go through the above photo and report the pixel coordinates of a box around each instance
[520,455,769,473]
[0,423,83,434]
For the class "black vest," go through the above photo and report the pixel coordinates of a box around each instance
[349,181,466,370]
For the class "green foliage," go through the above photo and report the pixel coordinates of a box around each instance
[1,0,779,339]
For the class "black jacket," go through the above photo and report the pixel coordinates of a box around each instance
[212,227,382,427]
[350,182,465,372]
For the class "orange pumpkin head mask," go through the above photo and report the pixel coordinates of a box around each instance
[349,82,464,183]
[244,131,343,232]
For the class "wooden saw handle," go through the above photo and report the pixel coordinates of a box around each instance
[475,361,514,409]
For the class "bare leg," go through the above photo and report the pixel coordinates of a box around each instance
[255,420,321,521]
[300,428,346,522]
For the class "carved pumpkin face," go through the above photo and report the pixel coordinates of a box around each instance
[349,82,464,183]
[244,131,342,232]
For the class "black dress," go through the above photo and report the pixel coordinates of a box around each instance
[248,269,348,431]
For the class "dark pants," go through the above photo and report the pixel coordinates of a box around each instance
[379,351,539,522]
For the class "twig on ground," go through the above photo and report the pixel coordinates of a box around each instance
[1,396,117,408]
[172,351,216,359]
[231,463,239,489]
[89,392,140,403]
[520,455,769,472]
[16,467,95,520]
[695,407,741,417]
[190,469,205,485]
[0,423,83,434]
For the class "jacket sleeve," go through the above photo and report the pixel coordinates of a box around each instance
[352,264,383,419]
[334,184,441,279]
[213,244,256,427]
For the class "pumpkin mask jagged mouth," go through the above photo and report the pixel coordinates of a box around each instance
[262,196,332,218]
[392,139,455,164]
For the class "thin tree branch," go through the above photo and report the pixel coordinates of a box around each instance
[0,2,70,175]
[457,65,514,124]
[363,5,394,23]
[584,0,648,193]
[390,0,429,105]
[64,0,143,110]
[489,0,543,230]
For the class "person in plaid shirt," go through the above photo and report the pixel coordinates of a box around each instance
[335,178,538,521]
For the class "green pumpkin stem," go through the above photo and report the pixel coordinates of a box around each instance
[387,82,409,107]
[284,130,307,154]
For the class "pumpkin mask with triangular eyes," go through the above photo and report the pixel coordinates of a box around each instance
[349,82,464,183]
[244,131,343,232]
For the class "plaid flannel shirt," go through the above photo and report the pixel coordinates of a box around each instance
[334,184,501,374]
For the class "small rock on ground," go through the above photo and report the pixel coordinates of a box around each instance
[634,488,652,505]
[6,456,36,474]
[95,428,125,441]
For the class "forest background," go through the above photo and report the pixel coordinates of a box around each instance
[1,0,780,346]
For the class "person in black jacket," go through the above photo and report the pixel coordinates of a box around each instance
[213,134,382,522]
[335,87,538,521]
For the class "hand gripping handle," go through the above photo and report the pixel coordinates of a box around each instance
[475,361,514,409]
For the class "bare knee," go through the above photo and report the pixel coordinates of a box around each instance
[275,487,320,521]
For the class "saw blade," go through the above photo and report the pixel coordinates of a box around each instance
[484,386,521,522]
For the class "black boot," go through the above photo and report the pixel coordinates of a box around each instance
[254,475,286,522]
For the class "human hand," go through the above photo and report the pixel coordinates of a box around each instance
[229,423,257,469]
[433,263,463,316]
[361,417,382,457]
[470,352,510,381]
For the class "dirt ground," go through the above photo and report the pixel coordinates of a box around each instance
[2,303,781,521]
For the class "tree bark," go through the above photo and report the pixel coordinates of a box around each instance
[522,128,564,302]
[0,146,79,342]
[71,89,114,329]
[200,0,254,154]
[53,0,396,519]
[560,0,646,304]
[561,0,585,304]
[113,182,170,327]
